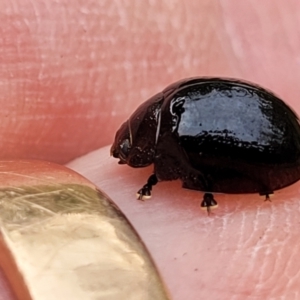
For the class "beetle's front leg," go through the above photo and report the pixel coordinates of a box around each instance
[137,174,158,200]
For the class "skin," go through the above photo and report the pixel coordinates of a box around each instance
[1,0,300,298]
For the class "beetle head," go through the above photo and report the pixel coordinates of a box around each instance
[111,93,163,167]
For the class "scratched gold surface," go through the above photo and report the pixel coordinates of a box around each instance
[0,184,169,300]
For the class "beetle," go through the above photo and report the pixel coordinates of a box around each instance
[111,77,300,212]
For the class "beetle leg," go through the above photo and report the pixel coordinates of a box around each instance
[200,193,218,214]
[259,192,273,202]
[136,174,158,201]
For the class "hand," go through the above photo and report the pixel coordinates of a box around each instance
[1,1,300,299]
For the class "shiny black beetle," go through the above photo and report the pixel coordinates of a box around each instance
[111,77,300,212]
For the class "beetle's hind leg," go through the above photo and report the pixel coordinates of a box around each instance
[259,191,274,202]
[137,174,158,201]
